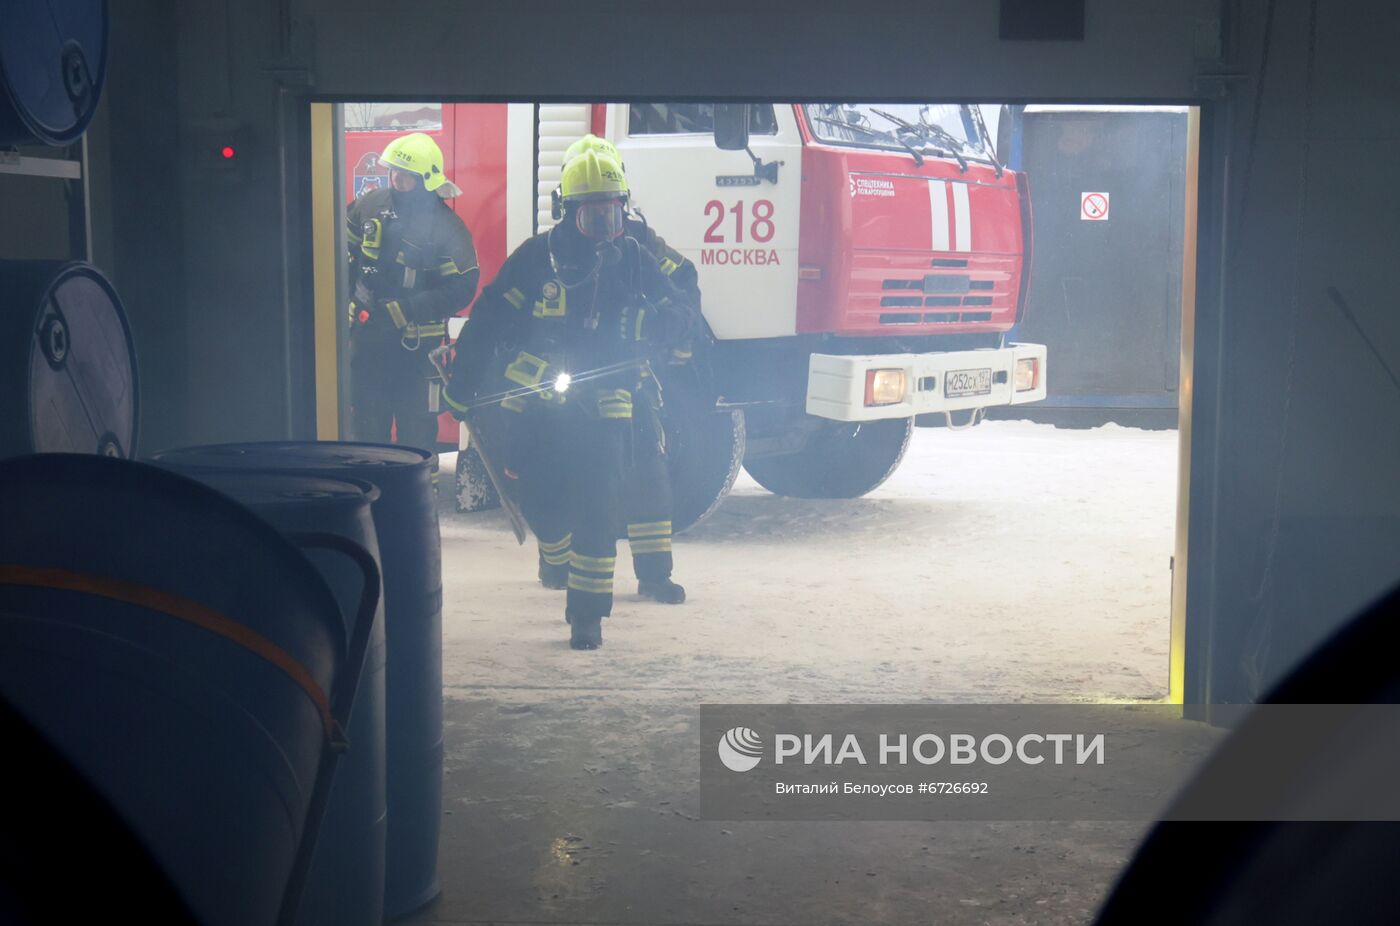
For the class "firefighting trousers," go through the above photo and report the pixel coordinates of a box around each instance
[515,410,628,624]
[625,401,674,581]
[349,333,443,488]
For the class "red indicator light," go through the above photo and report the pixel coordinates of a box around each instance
[221,146,235,159]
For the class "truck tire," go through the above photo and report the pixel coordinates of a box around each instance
[665,404,746,534]
[743,416,914,499]
[454,444,500,513]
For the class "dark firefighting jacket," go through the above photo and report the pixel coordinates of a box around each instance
[624,216,702,367]
[346,187,480,342]
[626,217,699,303]
[443,227,695,420]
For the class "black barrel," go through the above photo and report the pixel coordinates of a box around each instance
[0,261,139,459]
[0,0,108,146]
[151,441,444,918]
[180,472,388,926]
[0,454,354,926]
[0,688,199,924]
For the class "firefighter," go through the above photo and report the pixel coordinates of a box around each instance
[346,132,480,471]
[443,150,696,649]
[550,134,702,605]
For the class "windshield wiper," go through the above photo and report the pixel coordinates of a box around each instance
[910,116,971,174]
[812,114,888,141]
[812,114,924,165]
[866,109,928,167]
[873,108,973,172]
[969,105,1003,178]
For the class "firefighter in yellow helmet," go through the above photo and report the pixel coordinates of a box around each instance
[552,135,701,604]
[443,149,697,649]
[346,132,479,467]
[555,135,701,303]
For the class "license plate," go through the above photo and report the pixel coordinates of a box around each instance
[945,368,993,398]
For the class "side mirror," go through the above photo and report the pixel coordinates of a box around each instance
[996,104,1024,170]
[713,104,751,151]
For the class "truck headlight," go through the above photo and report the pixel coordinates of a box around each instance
[1014,358,1040,392]
[864,369,908,406]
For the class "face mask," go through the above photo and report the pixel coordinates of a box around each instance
[574,200,626,241]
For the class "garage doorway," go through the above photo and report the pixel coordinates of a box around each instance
[307,96,1200,925]
[310,99,1197,703]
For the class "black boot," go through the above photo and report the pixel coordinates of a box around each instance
[567,611,603,650]
[539,558,568,590]
[638,577,686,604]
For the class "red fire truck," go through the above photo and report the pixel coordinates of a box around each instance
[344,102,1046,530]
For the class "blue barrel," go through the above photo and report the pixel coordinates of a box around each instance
[0,454,353,926]
[178,472,389,926]
[151,441,444,918]
[0,261,139,459]
[0,0,108,146]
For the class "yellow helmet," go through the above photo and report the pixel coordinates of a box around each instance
[559,150,629,204]
[563,134,622,168]
[379,132,458,196]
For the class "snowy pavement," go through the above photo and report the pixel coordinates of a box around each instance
[416,421,1180,925]
[439,420,1178,705]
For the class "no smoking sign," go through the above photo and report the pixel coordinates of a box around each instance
[1081,191,1110,221]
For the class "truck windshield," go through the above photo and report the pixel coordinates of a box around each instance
[803,103,990,161]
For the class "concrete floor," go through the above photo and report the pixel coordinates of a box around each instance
[408,421,1180,925]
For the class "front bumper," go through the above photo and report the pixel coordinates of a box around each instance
[806,343,1048,422]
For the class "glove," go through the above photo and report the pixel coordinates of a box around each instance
[668,341,695,366]
[619,298,694,349]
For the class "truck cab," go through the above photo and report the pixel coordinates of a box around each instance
[596,102,1046,513]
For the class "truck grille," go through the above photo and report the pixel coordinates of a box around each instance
[880,311,997,325]
[846,252,1019,333]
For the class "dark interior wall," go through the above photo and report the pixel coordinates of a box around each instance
[86,0,311,448]
[299,1,1216,99]
[0,173,73,260]
[85,0,188,452]
[1191,0,1400,703]
[170,0,309,445]
[85,0,1400,703]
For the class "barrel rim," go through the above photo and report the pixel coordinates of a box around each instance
[0,0,111,145]
[165,470,384,515]
[151,440,434,471]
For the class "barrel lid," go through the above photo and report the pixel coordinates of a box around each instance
[0,0,109,145]
[24,262,139,458]
[153,441,431,472]
[187,472,380,514]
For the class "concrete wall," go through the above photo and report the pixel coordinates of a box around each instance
[1188,0,1400,702]
[81,0,1400,702]
[86,0,189,452]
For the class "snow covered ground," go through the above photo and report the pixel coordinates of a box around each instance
[438,420,1178,704]
[416,421,1180,926]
